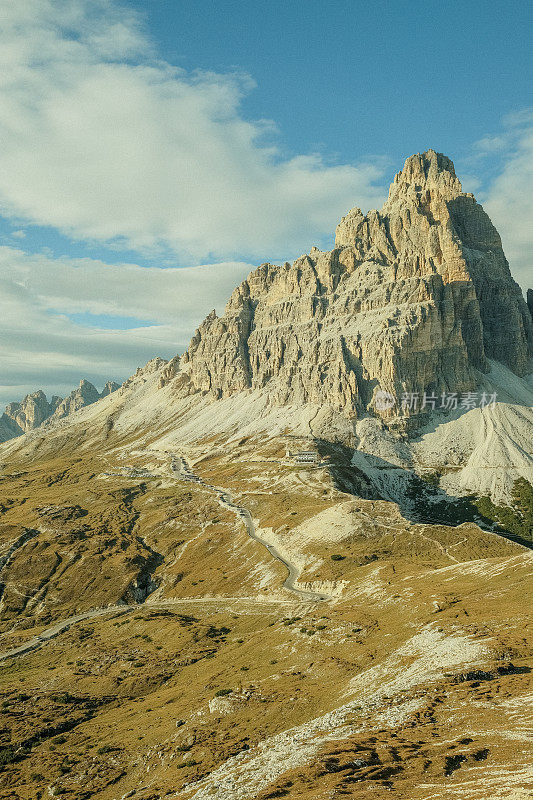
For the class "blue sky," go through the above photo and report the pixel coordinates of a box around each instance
[0,0,531,404]
[128,0,532,172]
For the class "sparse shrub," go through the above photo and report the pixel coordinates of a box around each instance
[444,753,466,776]
[214,689,232,697]
[424,471,441,487]
[330,554,345,561]
[97,744,121,755]
[0,746,17,766]
[474,478,533,545]
[205,626,231,639]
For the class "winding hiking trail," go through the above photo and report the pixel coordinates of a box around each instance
[0,452,329,662]
[171,455,330,604]
[0,597,296,663]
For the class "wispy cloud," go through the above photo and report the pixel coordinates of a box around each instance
[0,0,385,263]
[0,246,253,404]
[476,109,533,292]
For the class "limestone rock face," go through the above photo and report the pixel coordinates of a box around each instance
[0,413,24,442]
[4,390,59,433]
[51,380,101,421]
[0,379,119,442]
[169,150,533,422]
[100,381,120,398]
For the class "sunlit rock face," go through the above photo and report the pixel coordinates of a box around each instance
[170,150,533,421]
[3,390,61,434]
[0,380,120,442]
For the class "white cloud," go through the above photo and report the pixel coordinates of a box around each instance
[0,0,529,409]
[0,0,385,262]
[479,110,533,292]
[0,245,253,404]
[474,135,508,155]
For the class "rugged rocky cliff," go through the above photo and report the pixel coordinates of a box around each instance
[165,150,532,423]
[0,379,120,442]
[3,390,62,433]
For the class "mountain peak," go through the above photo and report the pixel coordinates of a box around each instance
[167,151,533,426]
[388,149,463,200]
[0,379,120,443]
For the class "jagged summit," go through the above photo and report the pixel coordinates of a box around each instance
[0,379,120,443]
[389,149,462,195]
[162,150,532,425]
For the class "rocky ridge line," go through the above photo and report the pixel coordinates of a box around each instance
[0,379,120,443]
[161,150,532,425]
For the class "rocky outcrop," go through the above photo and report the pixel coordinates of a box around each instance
[4,390,62,433]
[51,380,100,421]
[0,380,119,442]
[122,357,168,392]
[0,414,24,442]
[100,381,120,397]
[166,150,532,424]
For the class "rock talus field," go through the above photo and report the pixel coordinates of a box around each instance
[0,152,532,800]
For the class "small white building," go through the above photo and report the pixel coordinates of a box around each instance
[285,446,319,465]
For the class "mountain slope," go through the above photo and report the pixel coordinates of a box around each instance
[0,152,531,800]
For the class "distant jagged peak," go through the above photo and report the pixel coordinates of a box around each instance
[101,380,120,397]
[3,389,59,433]
[52,379,115,420]
[0,378,120,442]
[78,378,100,397]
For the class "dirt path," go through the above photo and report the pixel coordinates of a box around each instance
[0,453,328,662]
[172,455,330,603]
[0,596,296,662]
